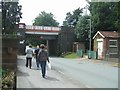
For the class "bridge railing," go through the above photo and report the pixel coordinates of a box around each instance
[26,25,61,31]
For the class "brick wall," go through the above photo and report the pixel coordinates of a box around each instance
[2,37,19,69]
[57,26,75,54]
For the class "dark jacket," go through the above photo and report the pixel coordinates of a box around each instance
[34,48,40,58]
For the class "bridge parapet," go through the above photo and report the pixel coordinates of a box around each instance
[26,25,61,31]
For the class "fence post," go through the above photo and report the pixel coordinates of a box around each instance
[88,50,91,59]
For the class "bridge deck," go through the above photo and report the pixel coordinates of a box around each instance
[26,25,60,35]
[26,25,61,31]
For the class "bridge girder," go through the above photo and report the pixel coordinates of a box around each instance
[25,34,58,40]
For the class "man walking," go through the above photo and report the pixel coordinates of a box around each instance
[34,45,40,69]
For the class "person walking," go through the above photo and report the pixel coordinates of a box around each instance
[34,45,40,69]
[37,44,50,78]
[25,44,33,69]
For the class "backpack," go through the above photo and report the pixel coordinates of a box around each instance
[38,50,48,61]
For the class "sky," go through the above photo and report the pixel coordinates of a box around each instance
[19,0,88,26]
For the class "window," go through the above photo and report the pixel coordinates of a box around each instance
[109,40,117,47]
[109,40,118,54]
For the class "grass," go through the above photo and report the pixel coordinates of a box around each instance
[118,63,120,68]
[112,63,120,68]
[63,52,79,58]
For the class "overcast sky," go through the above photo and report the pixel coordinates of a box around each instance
[19,0,88,26]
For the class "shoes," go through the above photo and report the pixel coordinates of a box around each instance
[42,75,45,78]
[42,75,46,78]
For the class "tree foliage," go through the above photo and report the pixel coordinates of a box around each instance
[63,8,83,27]
[63,2,119,50]
[75,15,90,49]
[2,1,22,34]
[33,11,59,26]
[0,12,2,31]
[89,2,118,34]
[116,2,120,33]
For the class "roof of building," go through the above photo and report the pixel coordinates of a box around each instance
[93,31,120,39]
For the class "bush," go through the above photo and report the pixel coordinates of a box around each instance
[1,69,15,89]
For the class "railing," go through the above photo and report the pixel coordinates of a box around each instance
[25,25,61,31]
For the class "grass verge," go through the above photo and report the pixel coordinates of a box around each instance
[63,52,79,58]
[112,63,120,68]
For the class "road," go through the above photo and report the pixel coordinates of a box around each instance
[17,55,85,88]
[50,57,118,88]
[17,55,118,88]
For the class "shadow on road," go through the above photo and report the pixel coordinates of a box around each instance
[17,69,29,77]
[45,76,60,81]
[30,68,41,70]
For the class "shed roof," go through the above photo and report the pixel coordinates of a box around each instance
[93,31,120,39]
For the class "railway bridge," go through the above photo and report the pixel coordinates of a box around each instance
[18,23,61,56]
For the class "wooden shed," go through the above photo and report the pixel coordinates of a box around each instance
[93,31,120,60]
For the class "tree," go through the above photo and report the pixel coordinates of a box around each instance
[116,2,120,60]
[33,11,59,26]
[63,12,72,26]
[0,3,1,31]
[63,8,83,27]
[2,1,22,35]
[89,2,118,34]
[75,15,90,49]
[116,2,120,32]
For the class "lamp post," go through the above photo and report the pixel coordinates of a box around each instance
[88,18,92,59]
[82,4,92,59]
[89,18,91,52]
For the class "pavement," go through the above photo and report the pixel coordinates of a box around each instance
[17,55,82,88]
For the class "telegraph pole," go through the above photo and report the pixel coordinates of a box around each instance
[89,18,91,52]
[83,4,92,59]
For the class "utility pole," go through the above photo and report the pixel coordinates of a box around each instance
[83,4,92,59]
[89,18,91,52]
[87,18,92,59]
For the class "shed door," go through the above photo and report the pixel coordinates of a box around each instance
[98,41,103,59]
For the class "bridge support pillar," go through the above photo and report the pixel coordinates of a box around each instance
[46,40,49,53]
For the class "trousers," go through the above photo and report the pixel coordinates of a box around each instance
[36,57,40,68]
[40,61,46,78]
[26,57,32,68]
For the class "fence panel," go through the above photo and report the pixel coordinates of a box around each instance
[77,49,83,58]
[88,50,98,59]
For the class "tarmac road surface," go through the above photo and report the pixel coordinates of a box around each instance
[17,55,87,88]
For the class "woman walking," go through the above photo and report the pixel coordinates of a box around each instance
[37,44,50,78]
[25,44,34,69]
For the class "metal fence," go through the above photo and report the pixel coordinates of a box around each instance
[88,50,98,59]
[77,49,83,58]
[77,49,98,59]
